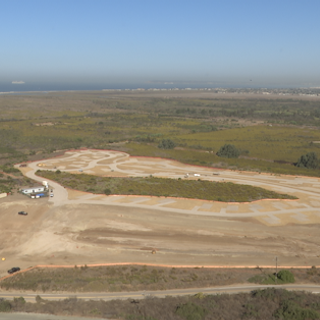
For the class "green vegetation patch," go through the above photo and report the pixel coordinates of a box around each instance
[36,170,296,202]
[1,266,320,297]
[175,302,207,320]
[248,269,295,285]
[216,144,240,158]
[274,299,320,320]
[1,92,320,177]
[158,139,176,149]
[0,169,25,193]
[0,299,12,312]
[296,152,319,169]
[121,142,320,177]
[2,288,320,320]
[0,265,251,293]
[175,125,320,163]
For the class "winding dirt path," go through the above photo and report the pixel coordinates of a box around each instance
[0,149,320,276]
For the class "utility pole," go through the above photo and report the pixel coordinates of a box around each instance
[275,256,278,284]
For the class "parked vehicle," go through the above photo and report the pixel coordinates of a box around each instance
[8,267,20,274]
[18,211,28,215]
[50,193,54,197]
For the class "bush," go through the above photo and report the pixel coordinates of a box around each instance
[277,270,295,283]
[158,139,176,149]
[0,300,11,312]
[249,269,295,285]
[36,295,45,303]
[274,300,319,320]
[3,167,20,174]
[13,297,25,305]
[216,144,240,158]
[175,302,207,320]
[296,152,319,169]
[104,188,112,195]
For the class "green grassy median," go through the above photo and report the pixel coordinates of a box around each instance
[36,170,297,202]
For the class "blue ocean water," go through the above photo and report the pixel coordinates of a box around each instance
[0,81,308,94]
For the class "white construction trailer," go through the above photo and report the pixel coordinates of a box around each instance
[20,186,46,194]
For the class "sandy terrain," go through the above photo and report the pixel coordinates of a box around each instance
[1,149,320,277]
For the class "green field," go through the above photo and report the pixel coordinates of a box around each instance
[0,91,320,178]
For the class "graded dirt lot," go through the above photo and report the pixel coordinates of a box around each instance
[1,149,320,278]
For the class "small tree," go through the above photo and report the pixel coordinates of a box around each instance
[296,152,318,169]
[158,139,176,149]
[217,144,240,158]
[13,297,25,304]
[277,269,295,283]
[104,188,112,195]
[35,295,45,303]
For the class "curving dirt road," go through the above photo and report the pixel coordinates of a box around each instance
[1,149,320,277]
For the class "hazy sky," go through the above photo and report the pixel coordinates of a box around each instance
[1,0,320,87]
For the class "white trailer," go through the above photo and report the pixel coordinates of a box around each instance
[21,186,46,194]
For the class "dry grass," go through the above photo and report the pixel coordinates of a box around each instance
[1,265,320,293]
[2,288,320,320]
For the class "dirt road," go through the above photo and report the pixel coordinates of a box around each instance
[0,314,104,320]
[1,149,320,277]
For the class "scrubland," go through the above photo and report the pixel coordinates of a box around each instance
[1,90,320,319]
[0,91,320,176]
[2,265,320,293]
[36,171,296,202]
[2,288,320,320]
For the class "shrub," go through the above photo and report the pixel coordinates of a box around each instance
[216,144,240,158]
[249,269,295,285]
[158,139,176,149]
[13,297,25,305]
[3,167,20,174]
[104,188,112,195]
[35,295,45,303]
[0,300,11,312]
[296,152,319,169]
[274,300,319,320]
[248,273,277,285]
[277,270,295,283]
[175,302,207,320]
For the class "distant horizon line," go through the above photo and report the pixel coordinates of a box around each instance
[1,86,320,96]
[2,79,320,93]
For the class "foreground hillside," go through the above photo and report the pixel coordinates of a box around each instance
[1,288,320,320]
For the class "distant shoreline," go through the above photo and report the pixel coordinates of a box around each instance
[1,80,320,94]
[0,87,319,100]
